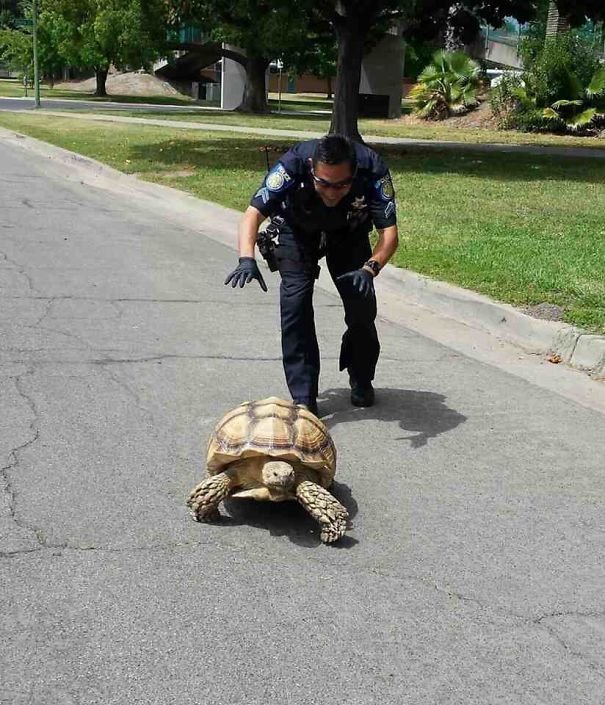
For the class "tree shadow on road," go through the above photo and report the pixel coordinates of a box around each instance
[220,479,359,549]
[318,386,467,449]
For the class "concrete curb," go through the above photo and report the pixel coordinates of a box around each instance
[377,267,605,378]
[2,125,604,380]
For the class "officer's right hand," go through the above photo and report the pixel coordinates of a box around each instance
[336,268,374,297]
[224,257,268,292]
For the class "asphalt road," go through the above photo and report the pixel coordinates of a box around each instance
[2,139,605,705]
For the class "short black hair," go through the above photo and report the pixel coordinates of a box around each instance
[312,134,356,169]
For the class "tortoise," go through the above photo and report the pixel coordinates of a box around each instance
[186,397,349,543]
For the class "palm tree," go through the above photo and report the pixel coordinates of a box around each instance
[409,50,482,120]
[543,65,605,131]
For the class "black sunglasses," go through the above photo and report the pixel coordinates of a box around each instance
[310,166,356,190]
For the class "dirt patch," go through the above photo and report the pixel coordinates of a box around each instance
[157,169,197,179]
[523,303,565,322]
[55,71,188,98]
[397,99,500,130]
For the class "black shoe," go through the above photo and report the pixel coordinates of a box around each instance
[297,400,319,416]
[350,381,375,408]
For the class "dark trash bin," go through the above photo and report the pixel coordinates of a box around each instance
[358,93,390,118]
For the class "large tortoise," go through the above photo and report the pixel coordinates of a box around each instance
[187,397,349,543]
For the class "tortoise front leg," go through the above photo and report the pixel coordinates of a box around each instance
[296,480,349,544]
[187,471,233,522]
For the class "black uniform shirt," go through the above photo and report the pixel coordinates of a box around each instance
[250,140,397,236]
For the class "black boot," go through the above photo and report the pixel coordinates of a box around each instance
[296,399,319,416]
[349,376,375,407]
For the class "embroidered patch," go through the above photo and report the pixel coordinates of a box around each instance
[254,187,270,204]
[265,164,292,192]
[351,196,367,210]
[384,201,396,219]
[375,175,395,201]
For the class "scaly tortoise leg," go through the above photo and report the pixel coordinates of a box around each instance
[296,480,349,544]
[187,472,233,523]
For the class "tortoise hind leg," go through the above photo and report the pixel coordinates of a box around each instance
[187,472,233,522]
[296,480,349,544]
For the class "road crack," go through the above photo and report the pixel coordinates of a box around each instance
[0,248,39,295]
[534,612,605,681]
[1,368,44,551]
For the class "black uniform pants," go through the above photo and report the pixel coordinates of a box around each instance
[275,226,380,407]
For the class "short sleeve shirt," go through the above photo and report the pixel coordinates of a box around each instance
[250,139,397,236]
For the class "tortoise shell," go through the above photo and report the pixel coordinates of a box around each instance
[206,397,336,487]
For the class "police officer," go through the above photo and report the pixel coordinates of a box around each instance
[225,134,399,417]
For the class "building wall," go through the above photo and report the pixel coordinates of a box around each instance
[359,28,405,118]
[267,74,333,94]
[268,75,414,97]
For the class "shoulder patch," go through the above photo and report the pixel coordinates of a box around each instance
[265,163,293,192]
[375,174,395,201]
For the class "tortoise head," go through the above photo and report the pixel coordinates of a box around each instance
[261,460,295,491]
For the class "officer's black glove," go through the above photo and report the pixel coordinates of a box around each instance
[336,268,375,298]
[224,257,268,292]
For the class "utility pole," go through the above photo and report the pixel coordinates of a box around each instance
[32,0,40,108]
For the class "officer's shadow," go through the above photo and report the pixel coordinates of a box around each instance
[318,386,467,448]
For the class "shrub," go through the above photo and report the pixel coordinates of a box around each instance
[492,31,604,135]
[490,73,525,128]
[489,74,551,132]
[524,33,600,108]
[542,66,605,133]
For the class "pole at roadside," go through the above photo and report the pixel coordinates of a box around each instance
[32,0,40,108]
[277,59,283,113]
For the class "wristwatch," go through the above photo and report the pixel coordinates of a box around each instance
[363,259,382,276]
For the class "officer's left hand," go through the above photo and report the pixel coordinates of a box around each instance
[224,257,268,292]
[336,268,375,297]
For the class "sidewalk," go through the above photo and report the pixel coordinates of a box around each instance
[5,104,605,158]
[1,125,604,396]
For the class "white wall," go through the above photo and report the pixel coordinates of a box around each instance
[359,26,404,118]
[220,43,246,110]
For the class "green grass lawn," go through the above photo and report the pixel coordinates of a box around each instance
[0,111,603,333]
[62,106,605,151]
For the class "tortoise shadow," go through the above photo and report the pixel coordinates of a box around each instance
[318,387,467,448]
[220,479,359,549]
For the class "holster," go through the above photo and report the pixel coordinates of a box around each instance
[256,219,281,272]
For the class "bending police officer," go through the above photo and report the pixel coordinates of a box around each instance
[225,134,399,417]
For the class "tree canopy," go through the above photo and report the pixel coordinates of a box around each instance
[555,0,605,26]
[39,0,167,95]
[0,0,20,27]
[168,0,325,111]
[164,0,605,133]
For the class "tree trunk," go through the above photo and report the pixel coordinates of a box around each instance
[545,1,570,40]
[329,16,364,142]
[94,67,108,97]
[238,56,270,113]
